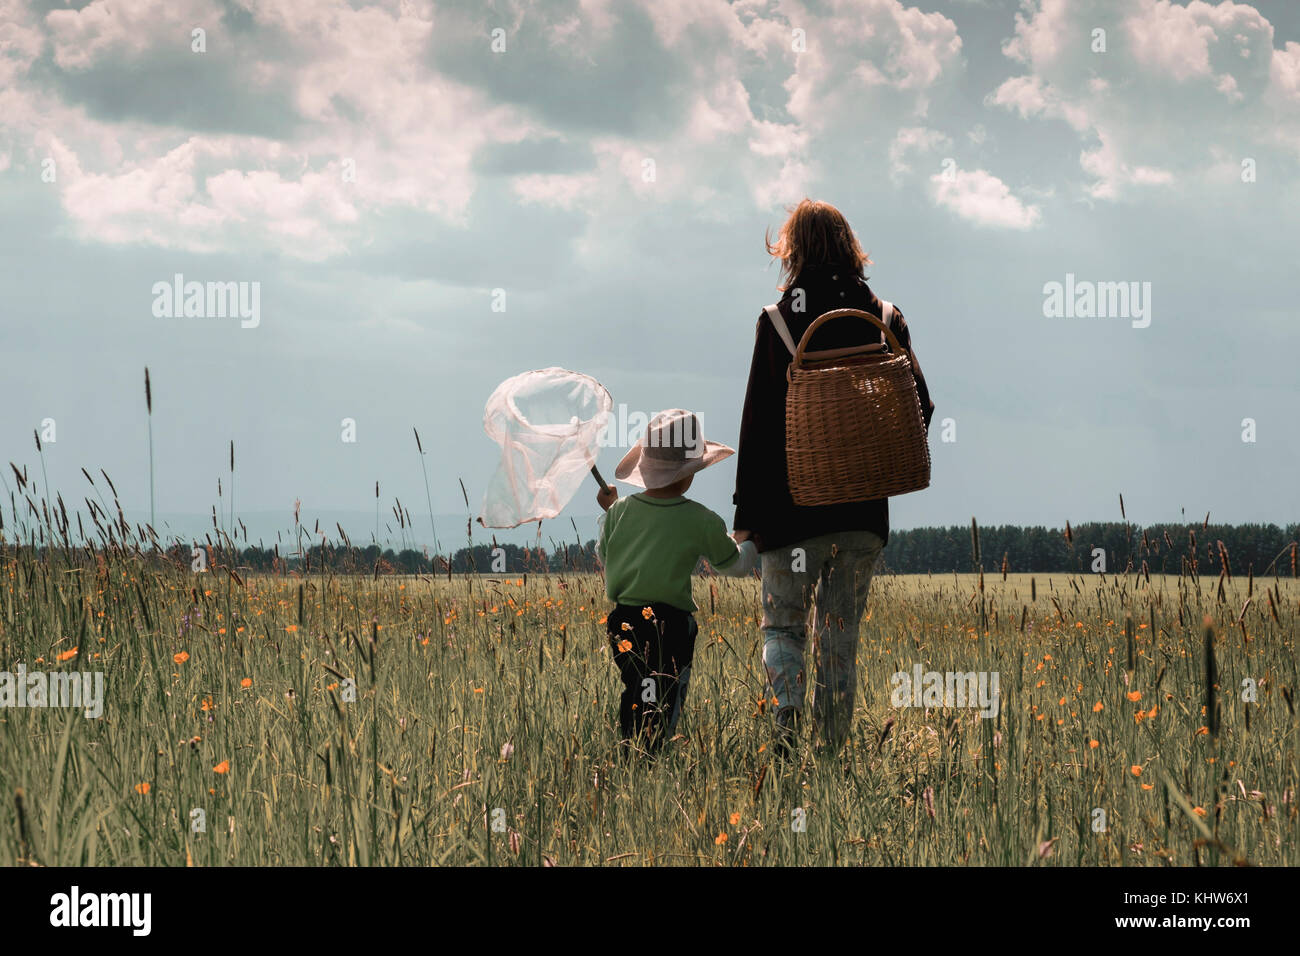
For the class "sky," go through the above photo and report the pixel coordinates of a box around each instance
[1,0,1298,551]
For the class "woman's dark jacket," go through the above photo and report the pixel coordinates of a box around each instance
[732,263,935,553]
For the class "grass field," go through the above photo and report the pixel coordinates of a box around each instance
[1,550,1296,866]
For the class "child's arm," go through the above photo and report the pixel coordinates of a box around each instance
[702,511,758,577]
[595,487,618,564]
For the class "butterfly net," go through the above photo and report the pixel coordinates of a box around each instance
[478,367,613,529]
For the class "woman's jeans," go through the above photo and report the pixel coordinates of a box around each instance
[760,530,884,751]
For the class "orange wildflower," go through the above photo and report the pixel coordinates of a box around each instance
[213,760,230,774]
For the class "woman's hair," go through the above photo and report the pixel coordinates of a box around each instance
[765,198,871,291]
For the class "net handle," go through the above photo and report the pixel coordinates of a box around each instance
[789,308,905,376]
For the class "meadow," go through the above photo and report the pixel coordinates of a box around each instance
[1,547,1296,866]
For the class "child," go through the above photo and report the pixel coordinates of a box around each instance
[596,409,757,754]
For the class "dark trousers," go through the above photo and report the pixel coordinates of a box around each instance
[605,602,699,752]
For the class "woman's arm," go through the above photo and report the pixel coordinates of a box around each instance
[892,306,935,429]
[716,538,759,577]
[732,313,780,532]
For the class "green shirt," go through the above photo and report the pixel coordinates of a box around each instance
[598,494,745,612]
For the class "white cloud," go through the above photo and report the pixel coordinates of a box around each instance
[56,138,231,251]
[989,74,1049,120]
[1270,41,1300,101]
[752,156,815,209]
[747,119,808,159]
[511,172,600,210]
[1078,132,1173,200]
[783,0,963,131]
[1,0,1001,260]
[889,126,951,178]
[990,0,1300,199]
[1,0,540,256]
[929,168,1041,229]
[45,0,219,70]
[686,78,753,143]
[0,0,43,88]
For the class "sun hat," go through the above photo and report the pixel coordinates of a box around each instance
[614,409,734,490]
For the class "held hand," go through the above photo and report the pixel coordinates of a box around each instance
[597,486,619,511]
[732,529,752,544]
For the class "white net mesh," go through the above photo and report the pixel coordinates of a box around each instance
[477,367,613,529]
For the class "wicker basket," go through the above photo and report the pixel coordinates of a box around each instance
[784,308,930,506]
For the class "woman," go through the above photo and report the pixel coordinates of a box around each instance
[732,198,935,757]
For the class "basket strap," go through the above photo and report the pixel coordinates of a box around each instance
[789,309,905,378]
[764,304,798,357]
[772,301,894,354]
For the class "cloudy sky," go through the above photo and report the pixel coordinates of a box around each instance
[2,0,1298,549]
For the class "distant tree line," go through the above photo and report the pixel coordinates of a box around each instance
[883,522,1299,576]
[157,539,606,576]
[141,521,1298,578]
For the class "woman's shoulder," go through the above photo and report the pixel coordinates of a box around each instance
[861,282,911,325]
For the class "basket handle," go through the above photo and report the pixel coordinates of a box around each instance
[790,308,905,372]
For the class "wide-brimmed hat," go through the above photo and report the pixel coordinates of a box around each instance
[615,409,734,490]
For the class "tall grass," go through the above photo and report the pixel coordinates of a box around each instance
[413,428,440,562]
[1,398,1295,864]
[144,367,155,536]
[1,505,1296,866]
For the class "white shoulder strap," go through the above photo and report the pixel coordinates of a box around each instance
[767,301,893,355]
[764,304,798,357]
